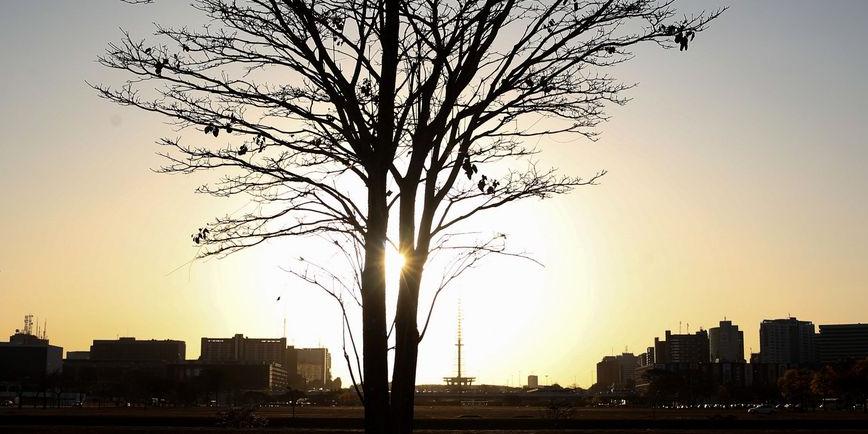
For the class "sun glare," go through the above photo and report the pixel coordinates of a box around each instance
[386,247,407,276]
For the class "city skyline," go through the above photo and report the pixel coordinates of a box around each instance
[6,312,867,388]
[3,0,868,392]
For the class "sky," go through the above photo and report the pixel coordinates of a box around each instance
[1,1,867,388]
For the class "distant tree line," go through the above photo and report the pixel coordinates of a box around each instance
[640,357,868,409]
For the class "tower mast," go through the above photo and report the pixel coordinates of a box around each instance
[443,300,475,393]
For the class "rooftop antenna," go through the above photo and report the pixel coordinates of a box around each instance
[679,321,682,334]
[23,314,33,335]
[687,322,690,333]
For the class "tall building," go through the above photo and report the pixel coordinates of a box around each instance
[654,330,709,364]
[816,324,868,363]
[596,356,620,387]
[90,337,185,362]
[709,320,745,362]
[595,353,638,388]
[527,374,538,388]
[200,334,293,367]
[297,347,331,387]
[637,347,656,367]
[758,317,816,364]
[0,321,63,383]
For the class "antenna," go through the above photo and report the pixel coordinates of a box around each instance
[443,299,475,392]
[457,302,463,380]
[24,314,33,335]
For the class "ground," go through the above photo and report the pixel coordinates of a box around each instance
[2,406,868,433]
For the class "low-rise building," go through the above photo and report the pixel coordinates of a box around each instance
[816,323,868,363]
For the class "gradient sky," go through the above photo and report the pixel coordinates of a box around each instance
[1,1,867,388]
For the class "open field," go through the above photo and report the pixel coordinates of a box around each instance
[6,429,868,434]
[4,405,868,420]
[3,406,868,432]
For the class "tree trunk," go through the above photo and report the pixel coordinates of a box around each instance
[361,170,391,434]
[390,257,424,434]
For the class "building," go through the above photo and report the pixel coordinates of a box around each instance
[64,337,185,392]
[91,337,185,362]
[597,356,620,388]
[654,330,709,364]
[816,323,868,363]
[647,361,750,390]
[527,374,538,388]
[200,334,293,367]
[709,320,745,362]
[199,334,305,389]
[168,361,288,393]
[595,353,638,389]
[758,317,816,364]
[0,326,63,384]
[66,351,90,360]
[297,347,331,387]
[637,347,655,367]
[746,362,800,389]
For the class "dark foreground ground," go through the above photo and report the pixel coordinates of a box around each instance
[2,406,868,433]
[7,429,868,434]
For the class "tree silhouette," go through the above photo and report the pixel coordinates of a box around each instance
[811,365,841,403]
[779,369,812,406]
[95,1,720,432]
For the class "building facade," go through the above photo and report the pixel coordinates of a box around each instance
[168,361,288,392]
[527,374,538,388]
[595,353,638,389]
[0,331,63,383]
[816,323,868,363]
[709,320,745,362]
[90,337,185,362]
[654,330,710,364]
[64,337,186,390]
[200,334,292,367]
[758,317,816,364]
[297,347,331,387]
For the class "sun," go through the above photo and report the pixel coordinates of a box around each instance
[386,247,407,277]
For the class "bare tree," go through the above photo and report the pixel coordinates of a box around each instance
[95,1,721,432]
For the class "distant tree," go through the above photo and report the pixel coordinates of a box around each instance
[811,365,841,402]
[544,398,575,420]
[97,1,721,432]
[843,358,868,411]
[715,384,731,404]
[643,368,684,404]
[778,369,812,405]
